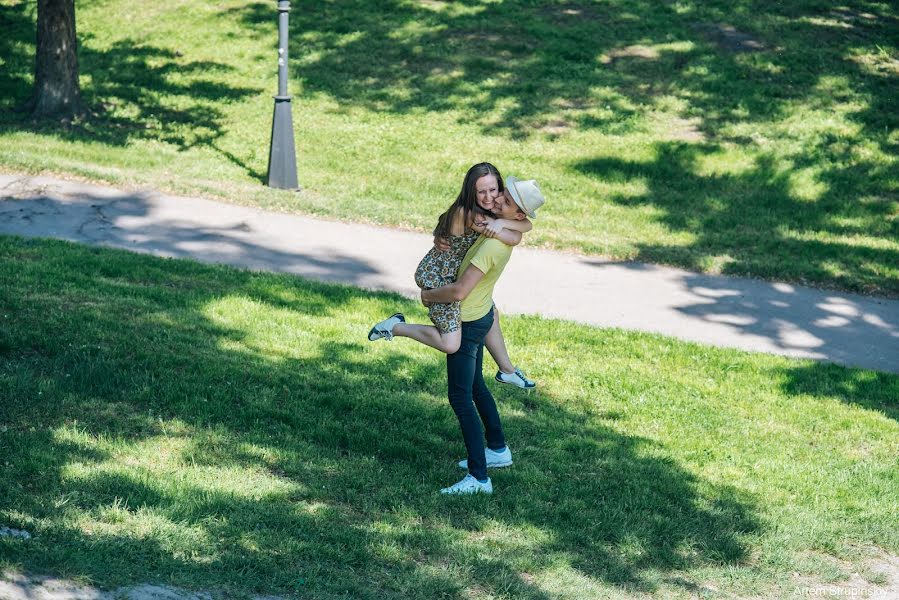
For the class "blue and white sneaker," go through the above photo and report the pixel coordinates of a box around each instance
[457,446,513,470]
[495,368,536,389]
[440,474,493,495]
[368,313,405,341]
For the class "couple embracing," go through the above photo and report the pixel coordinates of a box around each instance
[368,162,546,495]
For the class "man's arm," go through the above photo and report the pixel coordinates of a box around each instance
[470,220,523,246]
[495,218,533,233]
[422,264,485,304]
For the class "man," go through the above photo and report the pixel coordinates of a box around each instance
[422,177,545,494]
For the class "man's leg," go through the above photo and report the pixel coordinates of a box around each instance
[472,341,506,452]
[446,310,494,481]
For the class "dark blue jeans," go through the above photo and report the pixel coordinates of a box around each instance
[446,306,506,481]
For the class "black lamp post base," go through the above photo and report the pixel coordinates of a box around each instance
[266,95,299,190]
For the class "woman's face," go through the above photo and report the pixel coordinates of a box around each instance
[474,174,500,211]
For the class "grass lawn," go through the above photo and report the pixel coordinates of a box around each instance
[1,236,897,599]
[1,0,897,296]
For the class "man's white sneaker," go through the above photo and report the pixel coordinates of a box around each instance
[495,368,536,389]
[457,446,513,470]
[368,313,405,341]
[440,474,493,495]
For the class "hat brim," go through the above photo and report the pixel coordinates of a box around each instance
[506,176,537,219]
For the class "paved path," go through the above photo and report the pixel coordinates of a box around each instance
[2,172,897,374]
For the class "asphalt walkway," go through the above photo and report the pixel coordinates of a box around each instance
[2,172,897,374]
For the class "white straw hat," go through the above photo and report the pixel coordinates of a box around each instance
[505,176,545,219]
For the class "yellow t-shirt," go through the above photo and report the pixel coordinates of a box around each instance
[458,236,513,322]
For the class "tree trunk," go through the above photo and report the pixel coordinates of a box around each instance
[29,0,82,118]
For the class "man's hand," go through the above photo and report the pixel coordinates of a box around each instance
[421,288,433,307]
[433,235,451,252]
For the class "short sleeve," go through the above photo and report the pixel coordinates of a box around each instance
[471,244,496,275]
[469,239,502,275]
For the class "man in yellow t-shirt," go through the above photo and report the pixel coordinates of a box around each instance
[421,177,546,495]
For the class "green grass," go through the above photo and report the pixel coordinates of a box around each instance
[1,235,897,599]
[1,0,898,296]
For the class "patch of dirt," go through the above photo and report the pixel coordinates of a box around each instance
[0,572,289,600]
[789,548,899,600]
[538,119,572,135]
[458,32,503,44]
[667,117,706,143]
[0,526,31,540]
[538,4,606,24]
[600,44,661,64]
[694,23,766,53]
[554,98,590,110]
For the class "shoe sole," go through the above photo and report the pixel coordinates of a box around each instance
[440,486,492,495]
[368,313,405,341]
[457,460,513,469]
[494,375,536,389]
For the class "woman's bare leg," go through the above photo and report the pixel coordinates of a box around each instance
[485,309,516,374]
[393,323,461,354]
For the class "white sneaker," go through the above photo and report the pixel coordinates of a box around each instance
[440,474,493,495]
[457,446,513,470]
[495,368,536,389]
[368,313,405,341]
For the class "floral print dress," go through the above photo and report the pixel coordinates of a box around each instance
[414,228,481,333]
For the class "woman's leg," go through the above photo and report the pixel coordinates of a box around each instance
[392,323,461,354]
[485,308,516,374]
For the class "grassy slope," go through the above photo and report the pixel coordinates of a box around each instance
[0,0,897,295]
[0,236,896,599]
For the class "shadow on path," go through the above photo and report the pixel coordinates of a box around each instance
[575,257,899,374]
[674,271,899,367]
[0,186,381,287]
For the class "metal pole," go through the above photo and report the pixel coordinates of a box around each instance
[266,0,299,189]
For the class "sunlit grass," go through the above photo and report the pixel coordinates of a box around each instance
[1,236,897,598]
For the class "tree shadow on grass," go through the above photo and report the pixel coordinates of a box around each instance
[1,237,757,598]
[72,39,257,151]
[779,362,899,423]
[574,142,899,296]
[0,4,263,180]
[227,0,897,147]
[0,2,34,110]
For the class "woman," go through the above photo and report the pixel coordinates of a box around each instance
[368,162,535,389]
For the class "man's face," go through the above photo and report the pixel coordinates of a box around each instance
[492,189,527,220]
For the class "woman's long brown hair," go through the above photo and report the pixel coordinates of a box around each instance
[433,162,504,240]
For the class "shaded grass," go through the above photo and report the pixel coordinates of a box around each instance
[0,236,897,598]
[0,0,897,296]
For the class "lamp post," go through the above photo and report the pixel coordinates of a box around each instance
[266,0,299,189]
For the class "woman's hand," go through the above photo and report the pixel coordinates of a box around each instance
[482,216,504,239]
